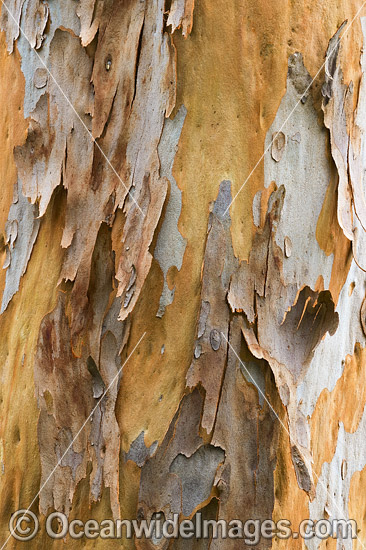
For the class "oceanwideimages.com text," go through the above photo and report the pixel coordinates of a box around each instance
[9,510,358,544]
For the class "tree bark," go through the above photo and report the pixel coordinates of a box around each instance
[0,1,366,549]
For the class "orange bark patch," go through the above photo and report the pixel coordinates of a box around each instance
[311,343,366,481]
[0,32,27,298]
[348,467,366,549]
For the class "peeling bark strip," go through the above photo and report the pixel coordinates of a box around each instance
[229,186,338,498]
[1,181,40,313]
[132,185,278,550]
[186,181,237,433]
[167,0,194,36]
[0,0,194,518]
[323,20,366,270]
[35,226,130,518]
[154,106,187,318]
[131,23,366,540]
[1,0,195,330]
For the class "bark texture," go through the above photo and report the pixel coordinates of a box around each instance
[1,1,366,549]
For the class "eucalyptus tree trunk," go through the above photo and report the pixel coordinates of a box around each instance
[1,0,366,549]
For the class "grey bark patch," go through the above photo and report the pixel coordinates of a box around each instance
[239,360,265,407]
[16,0,81,117]
[271,131,286,162]
[87,356,105,399]
[264,54,334,292]
[215,181,238,289]
[1,181,40,313]
[252,190,262,228]
[137,390,205,519]
[23,0,49,50]
[341,459,347,480]
[278,383,290,406]
[197,300,210,338]
[295,412,309,449]
[287,52,313,103]
[212,180,232,224]
[155,106,187,318]
[101,295,130,355]
[174,499,219,550]
[265,286,339,382]
[56,428,84,482]
[125,431,158,468]
[284,236,292,258]
[194,343,202,359]
[321,21,347,104]
[209,329,221,351]
[352,222,366,272]
[169,445,225,517]
[291,445,311,494]
[34,67,48,89]
[123,266,137,308]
